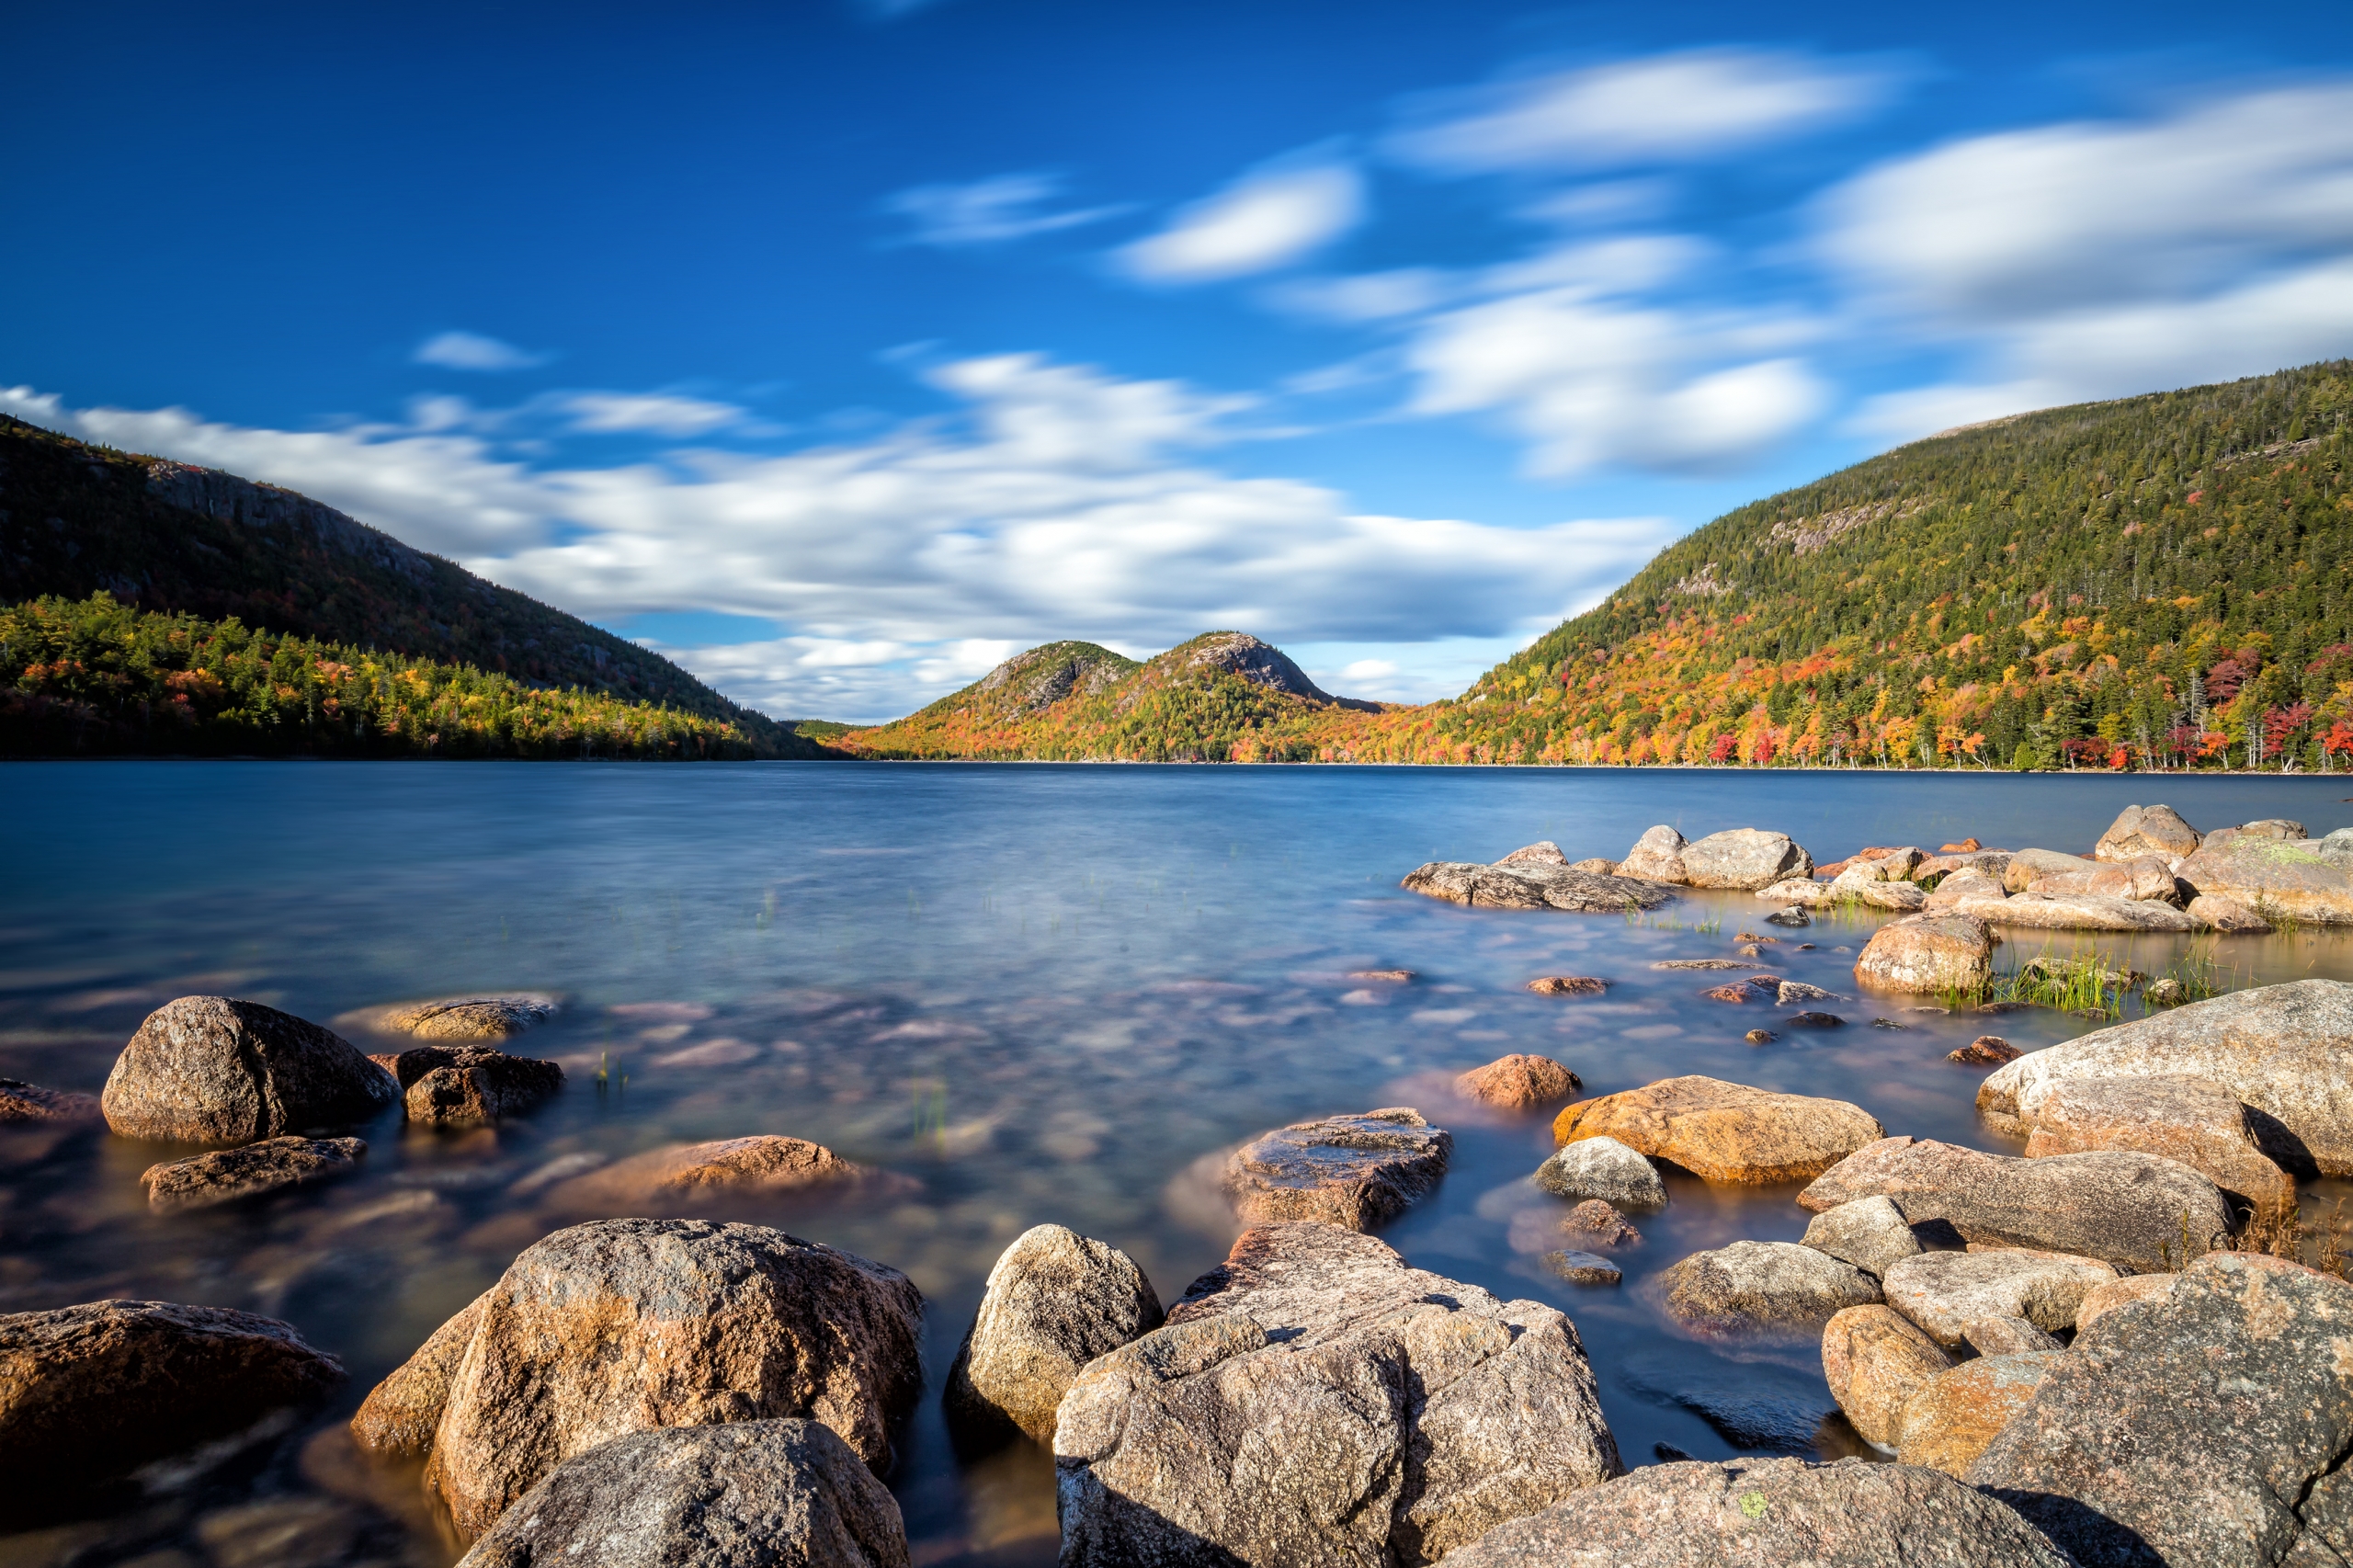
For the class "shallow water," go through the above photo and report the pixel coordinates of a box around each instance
[5,761,2353,1567]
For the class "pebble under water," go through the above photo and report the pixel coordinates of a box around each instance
[5,760,2353,1568]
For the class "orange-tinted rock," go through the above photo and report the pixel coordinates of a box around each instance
[544,1135,884,1211]
[1821,1304,1955,1449]
[1560,1199,1640,1245]
[1853,912,1995,994]
[1553,1075,1883,1185]
[1455,1055,1580,1110]
[1897,1353,2059,1476]
[141,1135,367,1210]
[2019,1074,2294,1214]
[369,994,561,1040]
[1948,1036,2021,1066]
[2074,1271,2177,1330]
[1940,838,1983,853]
[1526,975,1606,995]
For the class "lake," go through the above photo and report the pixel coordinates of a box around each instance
[6,761,2352,1567]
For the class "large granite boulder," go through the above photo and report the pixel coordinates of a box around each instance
[101,996,400,1143]
[1977,980,2353,1174]
[1553,1075,1884,1185]
[2002,849,2101,892]
[1970,1251,2353,1567]
[2176,833,2353,924]
[1054,1221,1620,1567]
[1681,829,1813,890]
[141,1135,367,1210]
[1821,1305,1955,1449]
[454,1420,907,1568]
[377,1045,563,1127]
[2315,826,2353,869]
[0,1077,102,1124]
[1879,1249,2118,1347]
[1620,824,1689,882]
[369,994,561,1041]
[1441,1456,2073,1567]
[0,1301,345,1491]
[2019,1074,2296,1213]
[1456,1054,1580,1109]
[1896,1353,2060,1477]
[2025,857,2184,903]
[1657,1241,1881,1338]
[943,1224,1163,1446]
[351,1219,924,1537]
[1924,869,2006,909]
[2189,892,2275,932]
[1852,913,1995,994]
[2074,1272,2177,1330]
[1402,859,1673,913]
[1533,1135,1666,1210]
[2095,803,2202,862]
[1224,1108,1452,1230]
[1799,1136,2234,1272]
[1801,1196,1923,1280]
[542,1135,893,1211]
[1949,891,2199,932]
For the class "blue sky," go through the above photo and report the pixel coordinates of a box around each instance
[7,0,2353,720]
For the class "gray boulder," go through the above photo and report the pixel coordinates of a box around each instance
[453,1420,908,1568]
[1681,829,1813,890]
[0,1301,345,1492]
[1657,1241,1881,1338]
[1799,1136,2234,1273]
[1971,1251,2353,1567]
[101,996,399,1143]
[1879,1249,2117,1347]
[1620,824,1689,882]
[943,1224,1163,1446]
[1224,1108,1452,1231]
[1054,1221,1620,1567]
[2176,834,2353,924]
[141,1135,366,1210]
[1801,1196,1922,1280]
[351,1219,924,1538]
[1852,913,1995,994]
[1978,979,2353,1174]
[1961,1316,2061,1356]
[1533,1135,1666,1210]
[1442,1456,2072,1567]
[2314,826,2353,869]
[2094,803,2202,862]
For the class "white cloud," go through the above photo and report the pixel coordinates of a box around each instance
[1825,84,2353,435]
[563,392,745,436]
[1119,159,1366,285]
[1391,49,1893,175]
[413,331,551,371]
[0,356,1672,721]
[884,172,1129,247]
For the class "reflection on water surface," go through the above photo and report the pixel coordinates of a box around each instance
[5,761,2352,1565]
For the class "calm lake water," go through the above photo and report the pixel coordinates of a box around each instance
[6,761,2353,1567]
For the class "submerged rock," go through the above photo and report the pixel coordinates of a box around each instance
[1053,1221,1621,1567]
[370,994,561,1041]
[1821,1305,1955,1450]
[1658,1241,1881,1338]
[1545,1250,1622,1285]
[0,1077,102,1125]
[0,1300,345,1493]
[2019,1074,2296,1213]
[452,1420,909,1568]
[101,996,399,1144]
[2094,803,2201,862]
[943,1224,1163,1447]
[1947,1036,2020,1066]
[1801,1196,1922,1280]
[1852,913,1995,994]
[1560,1199,1642,1245]
[1977,979,2353,1174]
[1455,1054,1581,1109]
[1533,1135,1666,1210]
[1879,1249,2118,1347]
[1680,829,1813,890]
[380,1045,563,1127]
[1526,975,1607,995]
[1553,1075,1884,1185]
[1224,1108,1452,1230]
[1799,1136,2232,1273]
[543,1135,892,1210]
[142,1135,367,1210]
[353,1218,924,1537]
[1442,1456,2072,1568]
[1401,860,1673,913]
[1897,1353,2060,1478]
[1970,1252,2353,1567]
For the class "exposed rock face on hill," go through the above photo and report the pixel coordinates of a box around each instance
[971,642,1140,713]
[1174,631,1370,706]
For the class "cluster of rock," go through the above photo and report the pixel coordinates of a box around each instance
[1403,839,1674,912]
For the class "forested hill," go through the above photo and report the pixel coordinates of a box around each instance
[1435,360,2353,769]
[0,415,833,757]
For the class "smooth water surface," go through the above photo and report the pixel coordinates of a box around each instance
[6,762,2353,1567]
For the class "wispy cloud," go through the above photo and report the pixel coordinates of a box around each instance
[412,330,551,372]
[884,172,1130,247]
[1118,156,1367,285]
[563,392,744,437]
[1390,49,1896,175]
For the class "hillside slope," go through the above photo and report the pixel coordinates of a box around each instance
[847,361,2353,770]
[846,631,1382,760]
[0,415,833,757]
